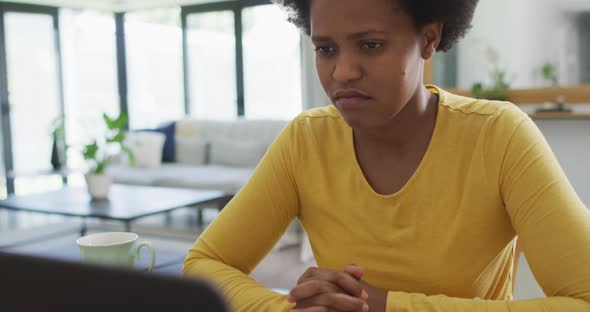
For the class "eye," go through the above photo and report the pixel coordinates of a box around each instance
[314,46,336,57]
[361,41,384,50]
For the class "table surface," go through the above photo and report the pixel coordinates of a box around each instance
[0,184,226,221]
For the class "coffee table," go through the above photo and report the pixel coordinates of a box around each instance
[0,184,226,236]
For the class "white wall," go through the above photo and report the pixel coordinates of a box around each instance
[457,0,512,89]
[509,0,560,87]
[457,0,582,88]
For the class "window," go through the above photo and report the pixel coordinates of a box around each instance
[126,8,184,129]
[186,11,237,120]
[60,9,120,171]
[242,4,302,119]
[5,12,63,194]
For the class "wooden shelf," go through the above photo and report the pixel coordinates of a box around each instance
[528,112,590,120]
[444,86,590,105]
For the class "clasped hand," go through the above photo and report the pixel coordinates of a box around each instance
[288,264,370,312]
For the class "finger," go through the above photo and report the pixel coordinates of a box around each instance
[297,267,322,285]
[295,292,368,312]
[289,279,345,302]
[343,264,364,280]
[327,271,366,299]
[298,270,364,299]
[296,268,365,299]
[342,266,368,300]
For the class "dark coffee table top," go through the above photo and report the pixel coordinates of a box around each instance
[0,184,226,221]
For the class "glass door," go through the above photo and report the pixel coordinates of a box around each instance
[3,9,64,195]
[185,10,237,120]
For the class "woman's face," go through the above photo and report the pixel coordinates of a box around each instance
[310,0,429,129]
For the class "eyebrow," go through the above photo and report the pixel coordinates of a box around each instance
[311,29,391,42]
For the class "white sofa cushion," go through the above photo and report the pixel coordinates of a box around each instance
[107,165,162,186]
[176,119,287,146]
[108,164,254,194]
[175,137,208,165]
[109,163,201,186]
[156,165,254,194]
[209,140,267,167]
[125,131,165,168]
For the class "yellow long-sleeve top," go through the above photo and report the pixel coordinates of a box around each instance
[182,86,590,311]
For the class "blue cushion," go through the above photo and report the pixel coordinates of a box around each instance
[136,121,176,162]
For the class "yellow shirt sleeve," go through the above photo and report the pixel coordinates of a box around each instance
[386,115,590,311]
[182,121,300,312]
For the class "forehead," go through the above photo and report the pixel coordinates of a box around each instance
[309,0,404,35]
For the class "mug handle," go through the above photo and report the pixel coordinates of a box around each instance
[132,241,156,272]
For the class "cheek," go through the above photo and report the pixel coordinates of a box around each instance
[403,45,424,82]
[369,56,408,92]
[395,56,414,81]
[381,56,420,93]
[315,58,332,89]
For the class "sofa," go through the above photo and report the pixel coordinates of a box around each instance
[108,117,307,258]
[108,118,288,196]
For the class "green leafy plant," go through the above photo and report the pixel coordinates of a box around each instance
[542,63,558,86]
[82,112,135,175]
[471,67,511,101]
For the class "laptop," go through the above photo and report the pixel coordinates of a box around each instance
[0,251,229,311]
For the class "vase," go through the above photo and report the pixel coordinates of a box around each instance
[85,173,112,200]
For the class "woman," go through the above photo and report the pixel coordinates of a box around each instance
[183,0,590,311]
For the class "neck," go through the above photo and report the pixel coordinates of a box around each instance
[354,86,438,150]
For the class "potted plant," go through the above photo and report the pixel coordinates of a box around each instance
[541,63,558,87]
[82,112,134,200]
[471,67,512,101]
[471,46,513,101]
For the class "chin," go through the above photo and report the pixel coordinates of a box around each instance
[337,109,377,130]
[334,99,399,130]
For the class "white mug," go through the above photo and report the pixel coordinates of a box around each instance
[76,232,156,271]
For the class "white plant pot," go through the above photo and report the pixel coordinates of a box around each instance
[85,174,112,200]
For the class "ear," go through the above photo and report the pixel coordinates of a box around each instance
[420,22,443,60]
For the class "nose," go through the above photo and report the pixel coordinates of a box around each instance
[332,53,362,83]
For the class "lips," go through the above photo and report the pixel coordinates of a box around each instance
[333,90,372,108]
[335,96,371,107]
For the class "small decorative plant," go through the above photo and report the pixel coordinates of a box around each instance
[471,46,512,101]
[471,67,512,101]
[82,112,135,175]
[541,63,558,86]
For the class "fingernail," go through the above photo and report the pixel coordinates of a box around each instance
[363,303,369,311]
[287,294,294,303]
[361,289,369,300]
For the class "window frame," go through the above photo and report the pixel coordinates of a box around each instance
[0,3,64,194]
[181,0,271,117]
